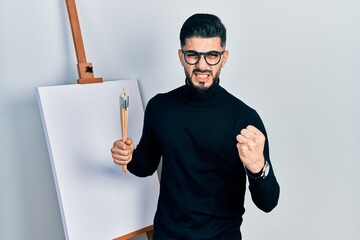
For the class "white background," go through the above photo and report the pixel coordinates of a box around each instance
[1,0,359,239]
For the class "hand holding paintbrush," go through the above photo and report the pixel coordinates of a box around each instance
[120,88,129,173]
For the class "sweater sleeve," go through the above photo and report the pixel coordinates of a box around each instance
[245,109,280,212]
[247,163,280,212]
[127,97,162,177]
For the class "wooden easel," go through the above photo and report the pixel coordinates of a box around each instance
[65,1,154,239]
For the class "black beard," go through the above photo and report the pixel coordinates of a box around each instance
[185,76,219,95]
[185,69,220,95]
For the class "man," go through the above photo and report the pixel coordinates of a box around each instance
[111,13,280,240]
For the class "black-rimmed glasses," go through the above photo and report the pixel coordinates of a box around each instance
[181,49,225,66]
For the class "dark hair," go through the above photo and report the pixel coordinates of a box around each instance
[180,13,227,48]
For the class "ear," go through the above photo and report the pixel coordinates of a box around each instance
[221,50,229,68]
[178,49,185,66]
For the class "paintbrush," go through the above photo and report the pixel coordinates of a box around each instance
[120,88,129,173]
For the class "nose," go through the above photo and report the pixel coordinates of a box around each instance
[196,55,208,69]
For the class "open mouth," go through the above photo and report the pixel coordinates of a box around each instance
[193,70,212,81]
[195,72,210,79]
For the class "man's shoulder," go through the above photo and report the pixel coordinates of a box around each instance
[150,86,183,101]
[222,87,255,112]
[146,85,183,108]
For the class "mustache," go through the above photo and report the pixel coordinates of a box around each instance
[192,69,212,74]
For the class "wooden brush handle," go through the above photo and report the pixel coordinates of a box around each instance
[120,108,128,173]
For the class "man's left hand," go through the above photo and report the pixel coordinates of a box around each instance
[236,125,266,173]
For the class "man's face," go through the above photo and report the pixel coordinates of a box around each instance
[178,37,228,93]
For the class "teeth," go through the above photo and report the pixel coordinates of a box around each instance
[196,73,209,79]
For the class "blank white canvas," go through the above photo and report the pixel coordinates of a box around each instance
[36,79,160,240]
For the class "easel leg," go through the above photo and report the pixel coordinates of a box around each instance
[146,230,153,240]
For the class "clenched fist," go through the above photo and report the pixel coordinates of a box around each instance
[236,125,266,174]
[111,138,134,167]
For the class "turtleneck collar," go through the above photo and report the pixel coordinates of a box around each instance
[179,78,225,106]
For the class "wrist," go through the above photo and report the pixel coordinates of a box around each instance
[246,160,270,179]
[245,156,265,174]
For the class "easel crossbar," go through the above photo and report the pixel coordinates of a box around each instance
[113,225,153,240]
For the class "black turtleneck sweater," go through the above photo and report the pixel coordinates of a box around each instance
[128,82,280,240]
